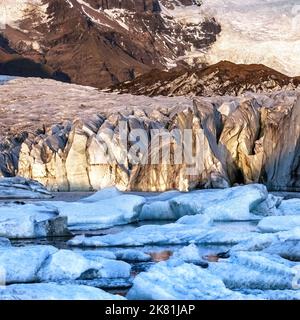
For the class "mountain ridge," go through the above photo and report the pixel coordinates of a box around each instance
[108,61,300,97]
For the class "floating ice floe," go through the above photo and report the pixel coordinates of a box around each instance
[139,191,182,220]
[0,283,125,300]
[0,177,52,199]
[33,184,281,232]
[0,203,70,239]
[79,187,122,203]
[140,184,280,222]
[264,239,300,262]
[231,228,300,262]
[172,244,209,267]
[278,199,300,216]
[0,245,131,284]
[258,216,300,233]
[127,259,246,300]
[240,290,300,300]
[208,252,299,290]
[78,249,117,261]
[38,249,131,281]
[168,184,278,221]
[127,248,300,300]
[79,248,152,265]
[0,238,11,247]
[115,250,152,262]
[43,188,145,230]
[68,218,258,247]
[0,245,57,284]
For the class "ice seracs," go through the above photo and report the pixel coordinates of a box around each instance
[2,77,300,193]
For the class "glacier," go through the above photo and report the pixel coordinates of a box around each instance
[200,0,300,76]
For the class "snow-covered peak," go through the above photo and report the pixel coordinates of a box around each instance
[0,0,46,29]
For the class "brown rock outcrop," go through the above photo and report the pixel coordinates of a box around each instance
[109,61,300,96]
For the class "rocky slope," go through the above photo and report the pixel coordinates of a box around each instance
[0,0,220,88]
[1,77,300,192]
[109,61,300,97]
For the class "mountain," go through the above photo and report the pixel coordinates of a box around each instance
[109,61,300,96]
[0,0,220,88]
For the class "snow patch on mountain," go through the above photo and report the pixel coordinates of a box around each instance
[200,0,300,76]
[160,1,205,25]
[0,0,47,29]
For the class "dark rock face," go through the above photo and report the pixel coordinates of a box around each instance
[110,61,300,96]
[0,0,220,88]
[87,0,161,12]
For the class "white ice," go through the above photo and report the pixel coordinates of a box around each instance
[0,245,57,284]
[43,188,145,230]
[278,199,300,216]
[0,0,46,29]
[0,177,52,199]
[0,238,11,247]
[68,221,259,247]
[231,228,300,262]
[0,283,125,300]
[258,216,300,233]
[169,184,274,221]
[172,244,208,266]
[0,203,68,239]
[140,184,276,222]
[0,244,131,285]
[127,259,245,300]
[115,250,151,262]
[208,251,299,290]
[38,249,131,281]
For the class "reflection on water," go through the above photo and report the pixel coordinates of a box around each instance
[150,250,173,262]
